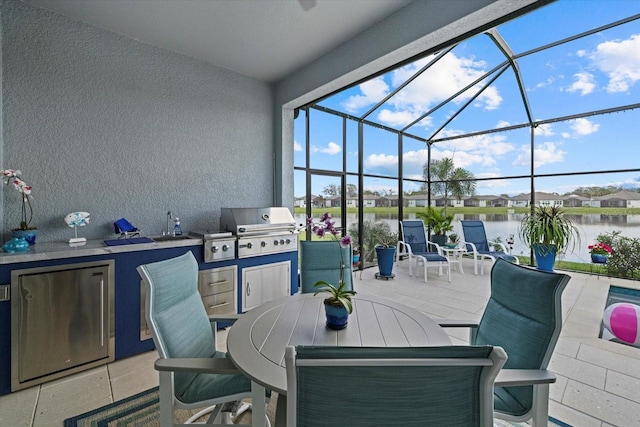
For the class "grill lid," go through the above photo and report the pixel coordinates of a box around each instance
[220,207,296,235]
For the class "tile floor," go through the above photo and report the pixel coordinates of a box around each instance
[1,256,639,426]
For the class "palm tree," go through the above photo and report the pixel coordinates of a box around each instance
[423,157,476,214]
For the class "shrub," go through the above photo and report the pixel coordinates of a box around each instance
[596,231,640,279]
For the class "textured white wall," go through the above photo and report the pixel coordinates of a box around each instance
[1,1,274,243]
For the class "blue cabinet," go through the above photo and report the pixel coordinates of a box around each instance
[0,244,298,395]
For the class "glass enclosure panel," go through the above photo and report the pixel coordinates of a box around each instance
[362,124,398,177]
[402,136,427,185]
[498,1,640,56]
[294,108,307,168]
[308,109,344,172]
[293,169,307,215]
[345,118,360,173]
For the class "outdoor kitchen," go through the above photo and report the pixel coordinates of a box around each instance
[0,206,299,395]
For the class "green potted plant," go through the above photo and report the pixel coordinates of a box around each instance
[446,232,459,248]
[519,205,580,271]
[313,281,357,330]
[417,207,453,247]
[2,169,37,245]
[369,222,398,279]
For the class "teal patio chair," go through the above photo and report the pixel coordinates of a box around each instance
[299,240,353,293]
[438,258,570,427]
[460,220,519,275]
[285,345,507,427]
[137,251,269,427]
[398,220,451,283]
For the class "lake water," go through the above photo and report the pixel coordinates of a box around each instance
[297,212,640,263]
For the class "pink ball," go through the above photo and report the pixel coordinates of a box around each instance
[603,303,640,347]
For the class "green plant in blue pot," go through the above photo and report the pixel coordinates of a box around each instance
[2,169,38,245]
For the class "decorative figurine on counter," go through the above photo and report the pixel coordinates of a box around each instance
[2,237,29,253]
[65,211,90,245]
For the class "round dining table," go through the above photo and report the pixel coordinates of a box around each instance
[226,292,451,427]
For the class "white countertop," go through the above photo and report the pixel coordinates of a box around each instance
[0,237,203,265]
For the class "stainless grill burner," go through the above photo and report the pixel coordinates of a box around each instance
[189,231,236,263]
[220,207,298,259]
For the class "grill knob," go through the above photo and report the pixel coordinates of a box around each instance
[211,245,219,253]
[279,239,285,245]
[261,241,267,247]
[285,238,291,244]
[273,240,279,246]
[222,244,230,252]
[247,242,253,249]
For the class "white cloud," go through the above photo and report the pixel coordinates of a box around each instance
[570,117,600,136]
[294,140,302,151]
[513,141,566,168]
[321,141,341,155]
[567,72,595,95]
[496,120,510,128]
[364,153,398,173]
[535,76,555,89]
[341,52,501,128]
[377,109,424,127]
[534,123,554,136]
[342,77,389,113]
[402,148,428,178]
[590,34,640,93]
[310,141,341,155]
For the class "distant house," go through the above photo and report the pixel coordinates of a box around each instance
[563,194,589,208]
[362,195,377,208]
[294,196,306,208]
[597,190,640,208]
[464,195,499,207]
[510,192,564,207]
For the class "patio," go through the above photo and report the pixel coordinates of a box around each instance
[1,256,639,426]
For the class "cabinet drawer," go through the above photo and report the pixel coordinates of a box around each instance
[198,268,234,296]
[202,291,234,315]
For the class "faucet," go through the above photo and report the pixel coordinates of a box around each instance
[166,211,173,236]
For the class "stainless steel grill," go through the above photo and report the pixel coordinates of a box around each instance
[220,207,298,258]
[190,231,236,263]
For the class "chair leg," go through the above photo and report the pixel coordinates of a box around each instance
[251,381,267,427]
[530,383,550,427]
[158,371,175,427]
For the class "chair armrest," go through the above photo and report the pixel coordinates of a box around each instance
[397,240,414,255]
[460,240,477,253]
[495,369,556,387]
[155,357,240,375]
[208,314,241,323]
[426,240,444,255]
[435,319,480,328]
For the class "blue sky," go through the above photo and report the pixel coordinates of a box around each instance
[294,0,640,199]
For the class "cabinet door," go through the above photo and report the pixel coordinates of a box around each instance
[242,261,290,311]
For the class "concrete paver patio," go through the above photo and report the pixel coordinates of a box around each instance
[1,256,638,426]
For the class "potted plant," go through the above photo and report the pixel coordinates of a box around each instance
[446,232,459,248]
[313,281,357,330]
[588,241,612,264]
[417,207,453,247]
[369,222,398,279]
[519,205,580,271]
[2,169,37,245]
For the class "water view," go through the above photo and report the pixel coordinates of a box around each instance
[296,212,640,264]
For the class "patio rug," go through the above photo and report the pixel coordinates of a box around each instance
[63,387,277,426]
[64,387,570,426]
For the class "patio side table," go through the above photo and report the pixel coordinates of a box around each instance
[442,247,466,274]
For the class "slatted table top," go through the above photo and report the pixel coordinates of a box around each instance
[227,292,451,394]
